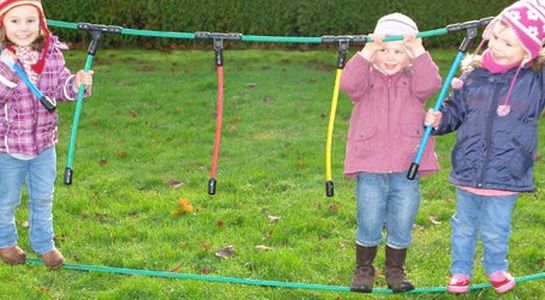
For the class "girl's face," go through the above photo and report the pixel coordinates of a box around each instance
[2,5,40,47]
[488,22,528,65]
[373,41,411,76]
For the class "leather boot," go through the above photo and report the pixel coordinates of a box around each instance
[41,248,64,269]
[0,245,26,265]
[385,245,415,293]
[350,244,377,293]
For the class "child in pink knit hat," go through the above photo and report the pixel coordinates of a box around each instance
[425,0,545,294]
[0,0,94,269]
[340,12,441,293]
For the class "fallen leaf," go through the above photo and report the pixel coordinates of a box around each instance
[169,264,182,272]
[329,202,338,213]
[130,110,138,118]
[200,242,211,252]
[178,198,193,214]
[99,157,108,166]
[116,150,127,159]
[263,96,275,104]
[413,224,425,230]
[267,215,280,223]
[202,265,211,274]
[255,245,273,251]
[428,215,442,225]
[216,220,224,228]
[166,179,183,189]
[215,245,236,259]
[262,229,273,240]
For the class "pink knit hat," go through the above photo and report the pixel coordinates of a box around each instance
[483,0,545,63]
[0,0,50,74]
[373,13,418,36]
[476,0,545,116]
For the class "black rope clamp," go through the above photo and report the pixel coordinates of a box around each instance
[195,32,242,66]
[77,23,123,55]
[446,16,494,33]
[321,35,366,69]
[446,17,492,53]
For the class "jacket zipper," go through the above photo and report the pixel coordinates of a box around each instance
[477,82,501,187]
[387,76,392,173]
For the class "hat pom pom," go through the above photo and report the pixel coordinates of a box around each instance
[451,77,464,90]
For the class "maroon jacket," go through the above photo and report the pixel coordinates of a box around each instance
[340,52,441,177]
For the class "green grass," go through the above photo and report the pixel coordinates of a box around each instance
[1,48,545,299]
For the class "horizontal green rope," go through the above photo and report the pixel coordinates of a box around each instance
[46,19,449,44]
[25,258,545,294]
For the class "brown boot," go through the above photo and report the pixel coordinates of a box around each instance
[385,245,415,293]
[0,245,26,265]
[42,248,64,269]
[350,244,377,293]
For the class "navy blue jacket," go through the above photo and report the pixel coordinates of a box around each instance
[434,66,545,192]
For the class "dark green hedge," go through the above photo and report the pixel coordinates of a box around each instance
[43,0,514,49]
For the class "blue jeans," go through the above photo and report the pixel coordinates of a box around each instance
[355,172,421,249]
[450,188,518,277]
[0,147,57,254]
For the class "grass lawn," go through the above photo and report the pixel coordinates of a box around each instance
[0,47,544,299]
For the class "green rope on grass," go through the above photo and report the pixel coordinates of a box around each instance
[25,258,545,294]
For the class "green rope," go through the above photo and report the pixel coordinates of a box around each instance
[25,258,545,294]
[46,19,449,44]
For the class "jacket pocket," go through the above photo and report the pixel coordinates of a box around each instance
[508,138,532,179]
[400,125,423,155]
[354,126,378,157]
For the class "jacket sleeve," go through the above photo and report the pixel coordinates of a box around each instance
[410,52,442,101]
[339,53,371,102]
[539,66,545,113]
[52,49,92,102]
[433,87,466,135]
[0,57,18,104]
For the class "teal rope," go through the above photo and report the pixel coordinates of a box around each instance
[46,19,449,44]
[121,28,195,39]
[25,258,545,294]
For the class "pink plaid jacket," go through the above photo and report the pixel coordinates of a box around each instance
[0,37,90,156]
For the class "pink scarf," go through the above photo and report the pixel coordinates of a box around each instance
[480,50,519,74]
[480,49,523,116]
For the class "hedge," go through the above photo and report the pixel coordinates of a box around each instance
[43,0,515,49]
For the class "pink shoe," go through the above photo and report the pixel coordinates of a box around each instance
[488,271,516,294]
[447,274,471,293]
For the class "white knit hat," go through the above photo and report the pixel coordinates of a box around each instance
[373,13,418,36]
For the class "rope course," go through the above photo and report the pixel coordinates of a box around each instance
[46,17,492,193]
[40,18,545,294]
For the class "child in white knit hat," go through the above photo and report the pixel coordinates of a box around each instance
[340,12,441,293]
